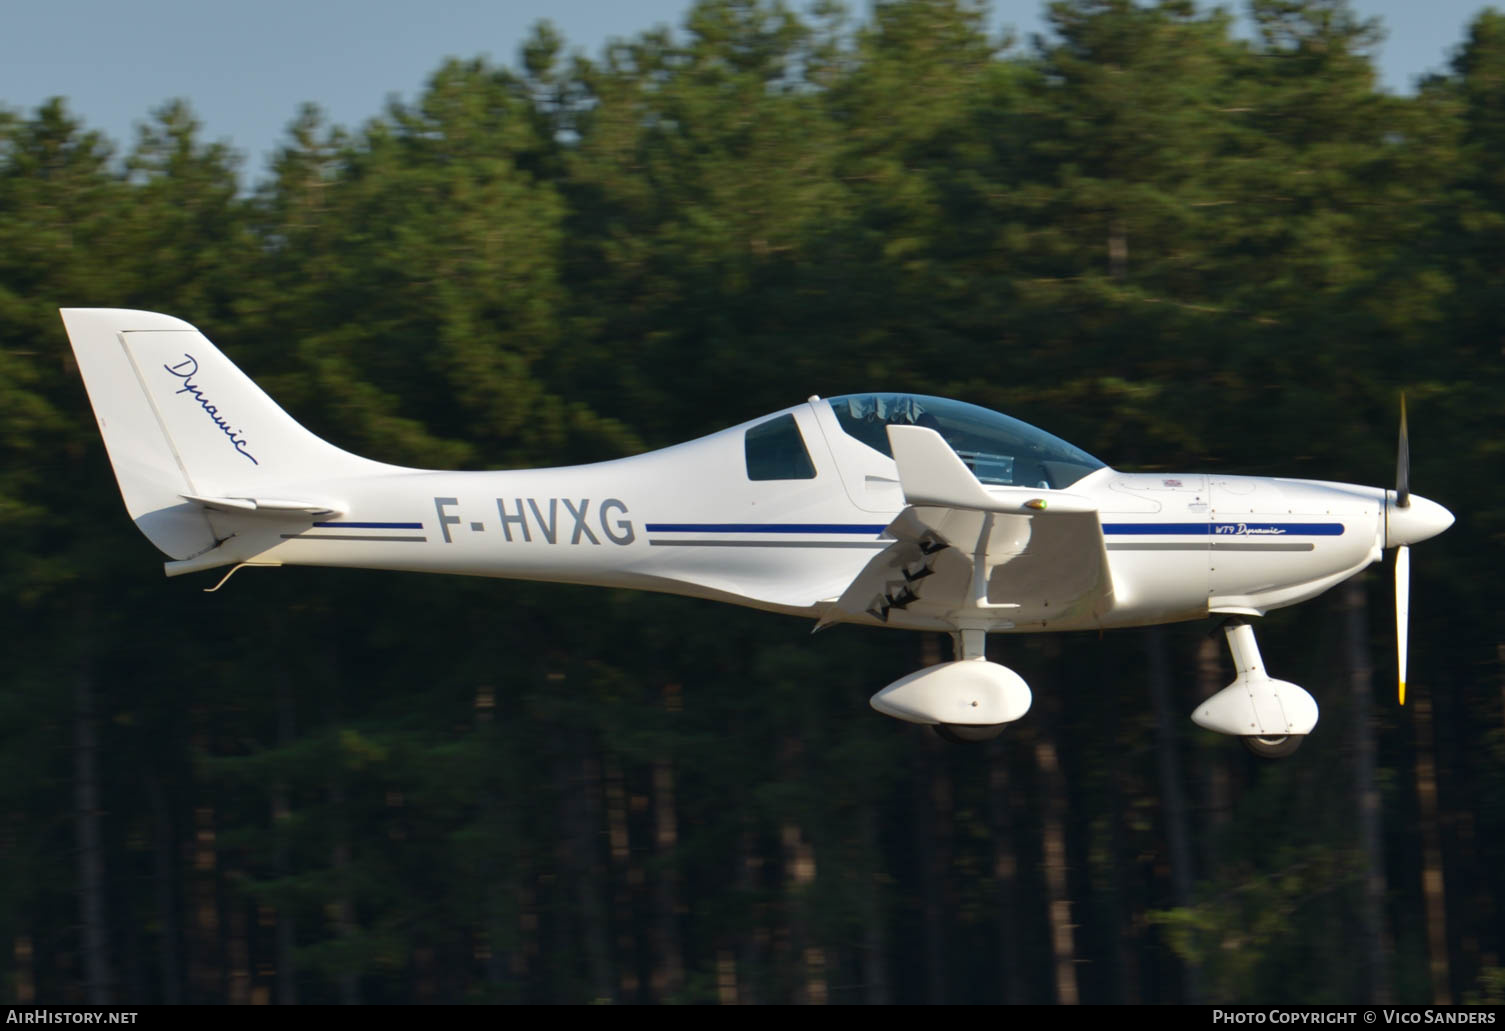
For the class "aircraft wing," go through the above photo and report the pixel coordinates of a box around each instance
[822,426,1113,629]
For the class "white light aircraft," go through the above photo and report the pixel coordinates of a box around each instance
[62,309,1453,755]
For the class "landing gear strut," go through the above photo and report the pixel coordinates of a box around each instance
[931,627,1011,743]
[870,515,1034,743]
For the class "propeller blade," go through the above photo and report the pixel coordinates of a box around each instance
[1396,543,1410,705]
[1396,393,1410,509]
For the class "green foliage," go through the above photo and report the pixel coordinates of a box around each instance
[1,0,1502,1005]
[1466,966,1505,1006]
[1152,843,1366,1002]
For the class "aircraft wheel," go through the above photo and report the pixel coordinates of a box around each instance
[1242,734,1304,759]
[934,723,1006,744]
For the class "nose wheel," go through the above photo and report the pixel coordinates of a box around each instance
[1242,734,1304,759]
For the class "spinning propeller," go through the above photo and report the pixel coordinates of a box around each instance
[1395,395,1410,705]
[1387,395,1450,705]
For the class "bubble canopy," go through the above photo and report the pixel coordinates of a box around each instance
[825,393,1105,489]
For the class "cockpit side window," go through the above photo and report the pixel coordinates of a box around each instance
[745,414,817,481]
[828,393,1104,489]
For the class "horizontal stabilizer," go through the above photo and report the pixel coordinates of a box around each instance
[180,494,343,517]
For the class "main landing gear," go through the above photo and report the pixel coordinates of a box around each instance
[868,619,1319,756]
[869,627,1030,744]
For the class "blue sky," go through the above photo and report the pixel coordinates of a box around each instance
[1,1,1495,183]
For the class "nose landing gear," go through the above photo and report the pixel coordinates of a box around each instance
[1193,619,1318,759]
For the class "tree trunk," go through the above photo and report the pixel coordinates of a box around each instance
[858,800,890,1005]
[74,598,112,1004]
[735,818,764,1005]
[1099,645,1138,1004]
[188,795,219,1002]
[184,701,221,1005]
[273,676,297,1004]
[13,933,35,1003]
[1414,695,1452,1004]
[777,729,824,1006]
[780,819,822,1003]
[1147,628,1202,1003]
[651,685,684,1001]
[1346,580,1392,1003]
[474,685,516,1001]
[717,948,739,1005]
[329,778,360,1005]
[561,737,613,1003]
[604,754,640,1001]
[146,775,181,1004]
[1034,673,1079,1008]
[226,887,251,1004]
[1197,635,1232,854]
[1036,730,1078,1005]
[988,743,1025,1003]
[1109,218,1129,280]
[916,633,949,1004]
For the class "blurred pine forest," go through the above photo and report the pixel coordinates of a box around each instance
[2,0,1503,1005]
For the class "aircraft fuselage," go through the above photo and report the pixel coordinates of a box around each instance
[182,399,1422,635]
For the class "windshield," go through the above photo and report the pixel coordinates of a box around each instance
[827,393,1104,489]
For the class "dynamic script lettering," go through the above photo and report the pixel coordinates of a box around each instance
[1214,523,1286,536]
[162,355,258,465]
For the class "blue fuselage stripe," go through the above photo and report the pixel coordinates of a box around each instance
[645,523,888,535]
[1101,522,1344,536]
[314,521,424,529]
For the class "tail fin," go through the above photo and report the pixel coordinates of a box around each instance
[61,309,394,561]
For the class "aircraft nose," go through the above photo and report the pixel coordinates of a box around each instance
[1386,493,1454,548]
